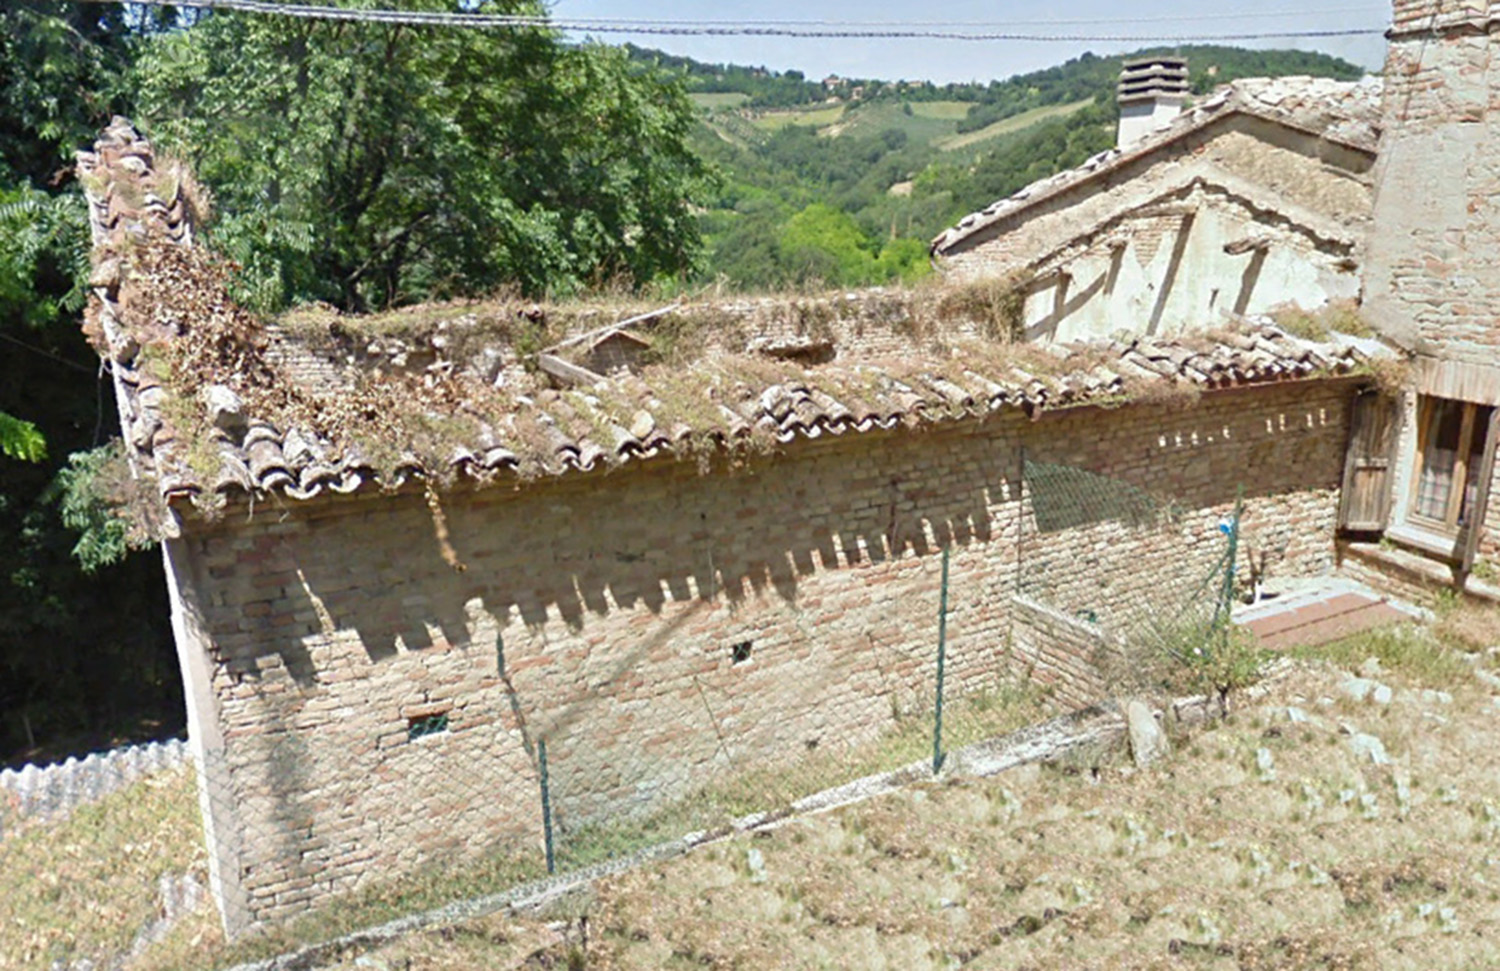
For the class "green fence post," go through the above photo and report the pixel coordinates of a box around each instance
[1216,493,1244,652]
[933,546,951,775]
[538,737,556,874]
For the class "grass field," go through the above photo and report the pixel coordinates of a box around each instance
[741,97,1092,154]
[315,605,1500,970]
[935,98,1096,152]
[0,768,207,971]
[14,601,1500,970]
[748,104,846,132]
[688,92,751,110]
[824,100,977,144]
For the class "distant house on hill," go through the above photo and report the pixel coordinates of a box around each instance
[932,59,1383,344]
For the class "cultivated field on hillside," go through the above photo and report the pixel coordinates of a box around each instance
[936,98,1097,152]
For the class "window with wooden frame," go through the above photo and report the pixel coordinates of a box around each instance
[1410,396,1495,531]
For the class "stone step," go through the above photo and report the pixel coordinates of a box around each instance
[1341,541,1500,605]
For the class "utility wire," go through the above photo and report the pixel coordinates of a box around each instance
[429,6,1385,28]
[81,0,1388,41]
[0,332,96,375]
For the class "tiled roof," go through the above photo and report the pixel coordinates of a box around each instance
[77,120,1391,508]
[230,327,1377,501]
[932,75,1383,256]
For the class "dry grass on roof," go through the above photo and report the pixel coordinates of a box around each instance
[116,232,1352,510]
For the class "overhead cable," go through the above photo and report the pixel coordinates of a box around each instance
[75,0,1389,42]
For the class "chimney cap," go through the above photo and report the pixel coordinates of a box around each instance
[1120,55,1189,72]
[1118,56,1190,104]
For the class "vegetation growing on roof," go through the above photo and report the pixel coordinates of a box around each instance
[1270,299,1374,342]
[935,272,1034,342]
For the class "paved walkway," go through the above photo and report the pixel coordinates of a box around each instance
[1234,578,1422,651]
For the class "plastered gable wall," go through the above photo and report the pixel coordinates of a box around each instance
[1019,191,1356,342]
[180,379,1356,926]
[941,117,1372,340]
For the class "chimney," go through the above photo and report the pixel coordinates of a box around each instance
[1117,56,1189,149]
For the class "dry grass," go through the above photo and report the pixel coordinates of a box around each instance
[13,604,1500,969]
[933,273,1031,343]
[0,766,205,971]
[1270,299,1374,342]
[315,621,1500,970]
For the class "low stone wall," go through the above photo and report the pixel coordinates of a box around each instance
[0,738,188,832]
[1009,595,1119,709]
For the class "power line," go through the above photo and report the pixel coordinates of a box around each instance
[443,7,1386,28]
[83,0,1387,42]
[0,332,97,375]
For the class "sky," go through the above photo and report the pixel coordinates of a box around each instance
[551,0,1393,85]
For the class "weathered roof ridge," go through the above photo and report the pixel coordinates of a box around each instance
[77,118,204,526]
[932,75,1383,257]
[72,119,1395,518]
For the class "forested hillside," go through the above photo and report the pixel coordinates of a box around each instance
[627,45,1365,290]
[0,0,1366,766]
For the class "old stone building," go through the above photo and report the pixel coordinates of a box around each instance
[76,119,1390,933]
[1346,0,1500,589]
[932,66,1383,343]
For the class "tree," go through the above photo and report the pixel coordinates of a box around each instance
[0,2,183,763]
[132,1,711,310]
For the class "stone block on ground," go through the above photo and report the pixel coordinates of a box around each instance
[1126,700,1169,767]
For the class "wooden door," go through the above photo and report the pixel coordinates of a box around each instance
[1338,390,1399,533]
[1461,408,1500,573]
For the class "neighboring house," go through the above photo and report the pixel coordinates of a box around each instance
[932,61,1383,343]
[1350,0,1500,589]
[78,119,1388,933]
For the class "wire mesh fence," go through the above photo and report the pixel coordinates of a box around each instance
[1016,458,1242,696]
[536,544,1050,880]
[184,550,1052,943]
[165,459,1242,952]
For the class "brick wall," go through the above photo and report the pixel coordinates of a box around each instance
[178,378,1356,926]
[1365,3,1500,352]
[1009,596,1118,710]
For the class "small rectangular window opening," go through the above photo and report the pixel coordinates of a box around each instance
[731,640,753,665]
[407,712,450,741]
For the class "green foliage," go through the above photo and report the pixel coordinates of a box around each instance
[954,45,1363,135]
[674,44,1364,292]
[0,2,181,764]
[625,44,827,108]
[0,411,46,462]
[134,3,711,310]
[0,2,145,182]
[0,184,91,329]
[51,442,155,573]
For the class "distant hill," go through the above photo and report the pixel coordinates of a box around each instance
[623,45,1368,291]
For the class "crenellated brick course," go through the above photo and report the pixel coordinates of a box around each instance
[175,378,1353,926]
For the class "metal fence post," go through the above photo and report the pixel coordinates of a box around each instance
[1215,493,1244,652]
[933,546,951,775]
[538,737,555,874]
